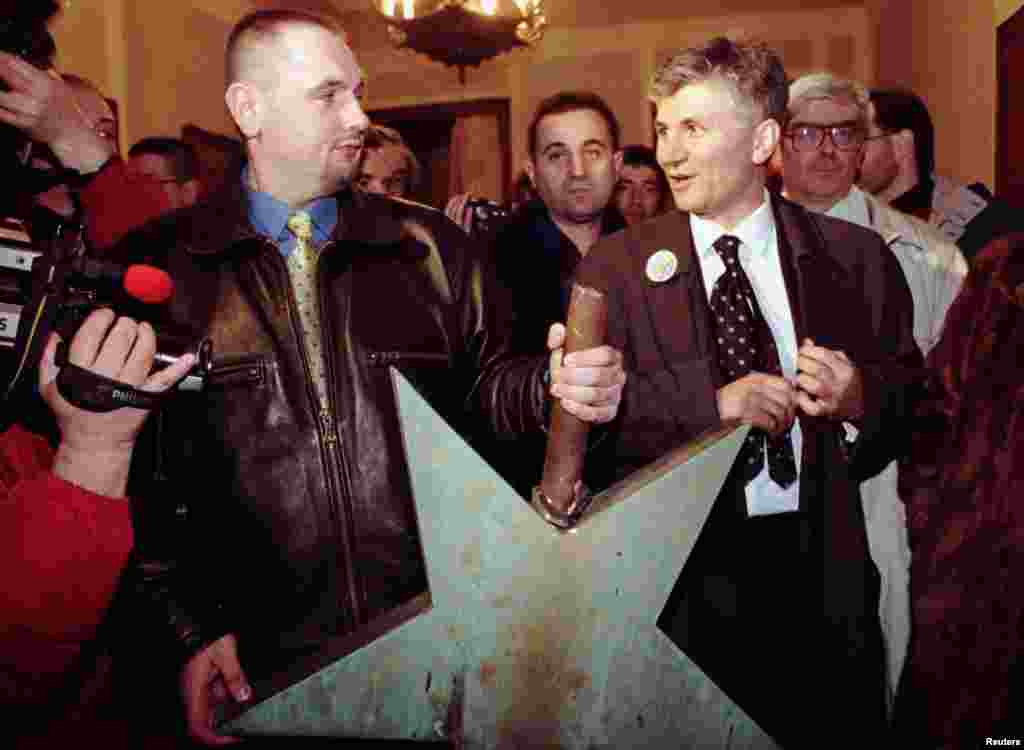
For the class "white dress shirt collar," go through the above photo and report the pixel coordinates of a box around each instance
[688,190,803,515]
[690,190,776,261]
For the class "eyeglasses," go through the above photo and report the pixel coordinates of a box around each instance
[784,124,866,152]
[863,130,894,143]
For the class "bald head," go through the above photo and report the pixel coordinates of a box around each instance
[222,9,368,207]
[225,9,345,89]
[61,73,117,144]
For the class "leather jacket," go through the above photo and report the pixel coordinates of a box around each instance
[479,199,625,497]
[114,178,547,679]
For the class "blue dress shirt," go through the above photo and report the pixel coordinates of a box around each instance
[243,168,339,255]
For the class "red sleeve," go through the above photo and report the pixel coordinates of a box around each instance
[0,425,133,693]
[78,157,177,251]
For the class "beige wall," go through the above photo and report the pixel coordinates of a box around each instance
[50,2,113,95]
[996,0,1023,26]
[51,1,234,151]
[51,3,872,201]
[48,2,1005,193]
[357,6,874,198]
[123,3,235,147]
[868,0,997,187]
[50,0,120,143]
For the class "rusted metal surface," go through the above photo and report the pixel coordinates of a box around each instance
[226,370,777,748]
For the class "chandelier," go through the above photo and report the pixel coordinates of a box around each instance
[373,0,547,82]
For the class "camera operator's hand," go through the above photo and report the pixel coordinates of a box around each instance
[0,51,114,174]
[41,308,195,498]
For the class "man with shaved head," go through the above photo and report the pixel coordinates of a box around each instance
[112,9,624,744]
[126,137,203,211]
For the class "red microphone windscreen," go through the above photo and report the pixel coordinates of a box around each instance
[123,265,174,304]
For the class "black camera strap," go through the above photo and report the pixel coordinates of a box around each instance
[55,343,165,412]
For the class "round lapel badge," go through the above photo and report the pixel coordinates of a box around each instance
[646,249,678,283]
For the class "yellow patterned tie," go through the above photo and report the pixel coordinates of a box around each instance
[286,211,330,412]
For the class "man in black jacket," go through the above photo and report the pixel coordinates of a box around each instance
[482,91,626,497]
[113,10,625,745]
[858,87,1023,261]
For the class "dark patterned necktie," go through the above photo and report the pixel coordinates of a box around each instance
[709,234,797,488]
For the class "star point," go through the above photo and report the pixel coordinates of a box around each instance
[226,370,778,748]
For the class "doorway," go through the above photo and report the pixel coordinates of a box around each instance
[368,99,511,209]
[998,6,1024,209]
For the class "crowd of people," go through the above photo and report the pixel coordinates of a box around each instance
[0,7,1021,750]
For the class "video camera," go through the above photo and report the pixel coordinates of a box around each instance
[0,3,212,415]
[465,197,510,236]
[0,220,212,414]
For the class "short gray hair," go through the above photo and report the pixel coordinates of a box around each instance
[787,72,869,128]
[650,37,788,123]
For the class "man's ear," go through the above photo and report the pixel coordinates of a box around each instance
[612,148,624,178]
[752,118,781,165]
[225,82,262,139]
[523,158,536,188]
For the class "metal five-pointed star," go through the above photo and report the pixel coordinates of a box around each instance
[226,370,778,748]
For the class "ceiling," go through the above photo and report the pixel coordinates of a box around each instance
[199,0,861,29]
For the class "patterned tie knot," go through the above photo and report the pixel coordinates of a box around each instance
[287,211,314,244]
[713,234,741,265]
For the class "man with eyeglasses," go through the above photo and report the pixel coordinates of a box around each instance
[781,73,967,354]
[778,71,967,711]
[126,137,202,212]
[858,88,1023,262]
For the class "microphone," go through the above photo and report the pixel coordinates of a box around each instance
[69,258,174,303]
[1,257,175,402]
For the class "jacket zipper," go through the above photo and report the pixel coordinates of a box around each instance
[271,242,361,630]
[313,244,363,627]
[366,351,450,367]
[319,407,337,444]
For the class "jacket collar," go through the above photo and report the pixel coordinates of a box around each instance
[633,193,825,276]
[185,167,412,259]
[514,199,626,265]
[856,186,903,246]
[772,192,853,350]
[634,209,695,281]
[635,193,848,351]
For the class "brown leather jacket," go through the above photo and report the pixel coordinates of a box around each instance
[115,179,546,680]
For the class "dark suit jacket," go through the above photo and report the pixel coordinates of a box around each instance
[574,194,922,746]
[478,199,625,498]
